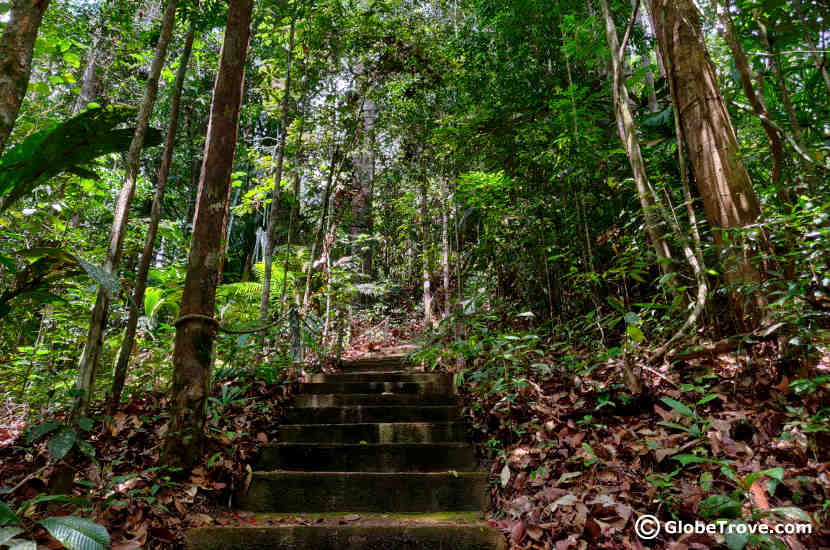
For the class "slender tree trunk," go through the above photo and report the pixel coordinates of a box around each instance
[648,0,764,324]
[0,0,51,154]
[439,175,451,318]
[261,10,297,320]
[73,9,107,114]
[420,176,432,325]
[163,0,253,470]
[280,103,305,308]
[109,22,196,414]
[351,96,375,276]
[303,145,338,311]
[715,0,786,200]
[72,0,178,420]
[601,0,674,279]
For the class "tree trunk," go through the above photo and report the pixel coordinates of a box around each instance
[715,0,786,200]
[439,175,451,318]
[73,9,107,114]
[420,177,432,325]
[0,0,51,154]
[303,144,338,311]
[162,0,253,470]
[261,8,297,320]
[648,0,764,323]
[109,22,196,414]
[601,0,674,279]
[72,0,179,420]
[351,97,375,276]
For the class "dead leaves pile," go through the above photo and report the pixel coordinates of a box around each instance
[463,354,830,550]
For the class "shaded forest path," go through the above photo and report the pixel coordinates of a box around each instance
[185,351,505,549]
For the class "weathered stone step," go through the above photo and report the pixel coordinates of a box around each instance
[239,472,489,513]
[340,357,410,372]
[257,443,477,472]
[294,393,454,407]
[300,380,455,395]
[276,422,468,443]
[283,405,461,424]
[309,372,450,383]
[186,523,506,550]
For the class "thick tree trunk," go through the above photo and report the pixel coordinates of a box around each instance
[715,0,786,200]
[648,0,763,323]
[601,0,674,279]
[109,22,196,414]
[0,0,51,154]
[162,0,252,470]
[72,0,178,420]
[261,10,297,320]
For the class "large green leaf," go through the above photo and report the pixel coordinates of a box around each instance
[7,539,37,550]
[0,501,20,526]
[40,517,109,550]
[48,427,77,459]
[0,104,163,212]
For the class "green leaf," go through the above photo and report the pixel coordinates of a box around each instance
[724,523,749,550]
[771,506,812,523]
[0,527,24,545]
[48,427,77,459]
[699,494,743,519]
[40,517,109,550]
[660,397,695,418]
[672,454,718,466]
[0,501,20,526]
[63,52,80,68]
[76,440,96,460]
[626,324,644,343]
[24,420,61,443]
[77,417,94,431]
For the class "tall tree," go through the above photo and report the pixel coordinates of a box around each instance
[163,0,253,470]
[71,0,179,420]
[0,0,51,154]
[647,0,764,322]
[110,21,198,413]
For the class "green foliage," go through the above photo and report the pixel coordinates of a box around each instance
[0,105,163,213]
[39,517,109,550]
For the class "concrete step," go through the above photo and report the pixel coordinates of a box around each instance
[186,523,506,550]
[339,356,410,372]
[300,380,455,396]
[276,422,468,444]
[239,472,490,513]
[257,443,477,472]
[294,393,454,408]
[309,372,450,384]
[282,405,461,425]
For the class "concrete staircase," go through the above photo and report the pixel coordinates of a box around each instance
[186,354,505,550]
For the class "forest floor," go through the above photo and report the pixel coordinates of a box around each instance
[1,319,829,549]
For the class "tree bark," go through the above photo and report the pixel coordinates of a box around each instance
[109,22,197,414]
[420,176,432,325]
[261,8,297,320]
[647,0,764,323]
[439,175,451,318]
[163,0,253,470]
[715,0,786,200]
[72,0,179,420]
[0,0,51,154]
[350,96,375,276]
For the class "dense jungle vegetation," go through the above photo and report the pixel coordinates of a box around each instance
[0,0,828,548]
